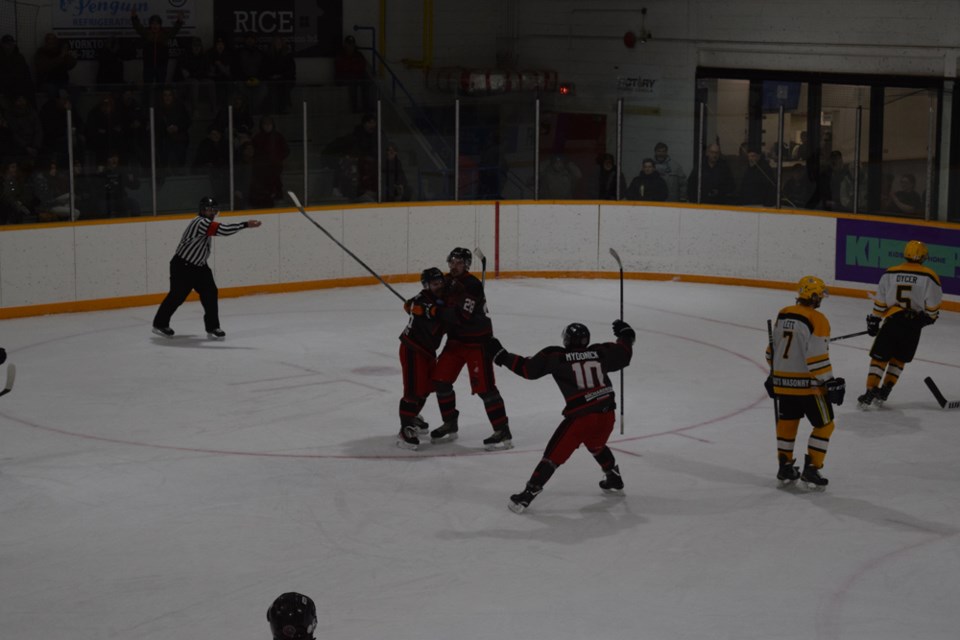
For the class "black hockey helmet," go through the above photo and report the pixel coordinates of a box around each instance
[420,266,444,287]
[447,247,472,269]
[267,592,317,640]
[198,196,219,219]
[562,323,591,349]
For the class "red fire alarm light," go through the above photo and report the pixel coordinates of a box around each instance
[558,82,576,96]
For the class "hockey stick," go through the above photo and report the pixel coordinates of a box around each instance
[609,248,625,434]
[829,330,870,343]
[923,377,960,409]
[475,247,487,285]
[0,364,16,397]
[287,191,405,303]
[766,319,779,423]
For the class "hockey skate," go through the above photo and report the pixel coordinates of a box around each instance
[412,414,430,433]
[430,418,459,443]
[396,425,420,451]
[152,326,175,338]
[873,384,892,408]
[776,455,800,486]
[508,483,543,513]
[800,455,828,491]
[599,465,625,494]
[483,425,514,451]
[207,328,226,339]
[857,387,879,409]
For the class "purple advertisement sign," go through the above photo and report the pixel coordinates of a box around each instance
[835,218,960,296]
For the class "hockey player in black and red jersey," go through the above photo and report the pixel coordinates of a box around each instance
[397,267,447,450]
[857,240,942,408]
[766,276,845,490]
[488,319,635,513]
[267,592,317,640]
[430,247,513,450]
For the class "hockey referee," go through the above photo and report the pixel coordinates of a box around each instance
[152,196,261,339]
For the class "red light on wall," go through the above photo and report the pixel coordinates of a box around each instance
[559,83,576,96]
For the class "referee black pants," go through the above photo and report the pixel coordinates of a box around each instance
[153,257,220,332]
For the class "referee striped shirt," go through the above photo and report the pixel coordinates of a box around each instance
[173,216,248,266]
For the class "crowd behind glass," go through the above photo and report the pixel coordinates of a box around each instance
[0,26,943,224]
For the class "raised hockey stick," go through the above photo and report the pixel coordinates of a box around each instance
[609,248,625,434]
[0,363,17,397]
[287,191,405,303]
[766,319,779,422]
[829,330,870,343]
[923,377,960,409]
[475,247,487,285]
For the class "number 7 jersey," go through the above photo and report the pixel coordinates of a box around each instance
[766,304,833,396]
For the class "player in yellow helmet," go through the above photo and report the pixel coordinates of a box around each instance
[858,240,942,408]
[765,276,845,489]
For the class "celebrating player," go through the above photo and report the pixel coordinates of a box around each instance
[397,267,447,450]
[489,319,634,513]
[152,196,261,339]
[766,276,845,490]
[429,247,513,450]
[857,240,942,408]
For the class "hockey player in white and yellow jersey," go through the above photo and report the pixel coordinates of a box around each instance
[766,276,846,489]
[858,240,942,408]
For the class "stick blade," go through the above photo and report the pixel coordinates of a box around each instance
[0,363,15,396]
[924,376,948,408]
[609,247,622,266]
[286,190,304,210]
[474,247,486,263]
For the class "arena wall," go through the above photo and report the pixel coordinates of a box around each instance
[0,203,957,318]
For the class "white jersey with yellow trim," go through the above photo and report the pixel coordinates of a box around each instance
[766,304,833,396]
[871,261,942,321]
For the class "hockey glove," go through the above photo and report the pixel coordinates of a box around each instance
[866,315,881,337]
[0,347,5,365]
[764,375,775,399]
[612,320,636,346]
[409,302,437,318]
[825,377,846,405]
[919,313,936,327]
[485,338,506,364]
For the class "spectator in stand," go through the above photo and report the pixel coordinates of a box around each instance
[207,35,233,111]
[322,113,378,200]
[34,33,76,100]
[626,158,668,202]
[96,150,140,218]
[72,158,98,218]
[155,87,191,175]
[687,143,735,204]
[819,150,854,212]
[596,153,626,200]
[738,147,777,206]
[1,159,31,223]
[6,94,42,162]
[193,125,230,203]
[782,163,816,210]
[264,36,296,115]
[39,94,77,167]
[890,173,923,217]
[233,32,267,114]
[130,10,184,86]
[384,143,410,201]
[251,115,289,206]
[214,93,255,148]
[85,95,125,165]
[233,140,256,209]
[653,142,687,202]
[539,154,582,199]
[30,156,76,221]
[334,35,371,113]
[95,38,131,90]
[0,114,15,157]
[174,37,212,117]
[0,35,34,108]
[117,88,148,168]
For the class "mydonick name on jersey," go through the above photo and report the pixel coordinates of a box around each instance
[565,351,599,361]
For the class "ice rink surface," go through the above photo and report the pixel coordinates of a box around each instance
[1,278,958,640]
